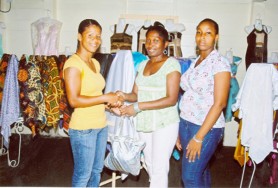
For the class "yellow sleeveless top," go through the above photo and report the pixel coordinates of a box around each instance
[63,54,106,130]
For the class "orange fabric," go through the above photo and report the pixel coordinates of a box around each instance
[233,110,250,166]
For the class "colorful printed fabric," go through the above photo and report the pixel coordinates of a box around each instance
[0,54,20,148]
[40,56,62,130]
[18,56,46,136]
[58,55,72,133]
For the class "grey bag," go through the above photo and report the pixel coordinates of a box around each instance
[104,117,146,176]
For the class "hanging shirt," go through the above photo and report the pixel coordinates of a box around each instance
[232,63,278,164]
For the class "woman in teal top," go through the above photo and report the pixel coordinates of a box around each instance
[117,22,181,188]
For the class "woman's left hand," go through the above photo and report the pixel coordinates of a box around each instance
[186,139,202,162]
[110,107,121,116]
[119,104,136,116]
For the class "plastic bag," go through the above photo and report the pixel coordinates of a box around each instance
[104,117,145,176]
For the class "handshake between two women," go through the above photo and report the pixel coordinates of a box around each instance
[106,90,139,117]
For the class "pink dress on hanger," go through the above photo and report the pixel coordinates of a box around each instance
[31,17,62,56]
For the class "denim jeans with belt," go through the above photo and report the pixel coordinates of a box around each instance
[179,118,224,188]
[69,126,108,187]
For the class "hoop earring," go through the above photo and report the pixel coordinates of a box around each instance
[163,49,168,55]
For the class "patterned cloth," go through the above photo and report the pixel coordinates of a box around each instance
[58,55,72,133]
[40,56,62,130]
[0,54,20,148]
[18,55,46,135]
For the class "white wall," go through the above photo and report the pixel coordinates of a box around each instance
[1,0,278,146]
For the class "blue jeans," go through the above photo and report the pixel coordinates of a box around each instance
[179,118,224,188]
[69,126,108,187]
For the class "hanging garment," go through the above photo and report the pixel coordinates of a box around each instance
[234,110,250,167]
[168,32,183,57]
[132,51,148,72]
[0,54,11,114]
[225,56,241,122]
[104,50,136,141]
[58,55,72,133]
[0,54,20,148]
[31,17,62,56]
[232,63,278,164]
[137,26,150,55]
[40,56,62,130]
[24,56,46,133]
[94,53,114,81]
[110,24,133,53]
[245,28,268,70]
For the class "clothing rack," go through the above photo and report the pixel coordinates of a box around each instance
[0,117,24,168]
[232,63,278,187]
[0,53,69,169]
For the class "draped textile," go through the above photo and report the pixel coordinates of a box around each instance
[232,64,278,164]
[0,54,20,148]
[58,55,72,133]
[19,55,46,135]
[40,56,62,130]
[0,54,10,114]
[104,50,136,141]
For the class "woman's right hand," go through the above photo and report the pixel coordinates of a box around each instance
[176,136,182,151]
[105,92,120,106]
[115,91,125,100]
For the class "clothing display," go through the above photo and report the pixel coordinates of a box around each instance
[40,55,62,130]
[0,53,10,115]
[0,54,20,148]
[167,32,183,57]
[94,53,114,81]
[18,55,44,137]
[245,28,268,70]
[31,17,62,56]
[58,55,72,133]
[110,24,133,54]
[137,26,151,55]
[104,50,136,141]
[232,63,278,164]
[225,56,241,122]
[0,54,70,144]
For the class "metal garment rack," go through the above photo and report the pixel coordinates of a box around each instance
[240,146,278,188]
[0,117,24,168]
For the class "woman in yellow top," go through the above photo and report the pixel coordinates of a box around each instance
[63,19,120,187]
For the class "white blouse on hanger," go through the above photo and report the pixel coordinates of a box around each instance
[232,63,278,164]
